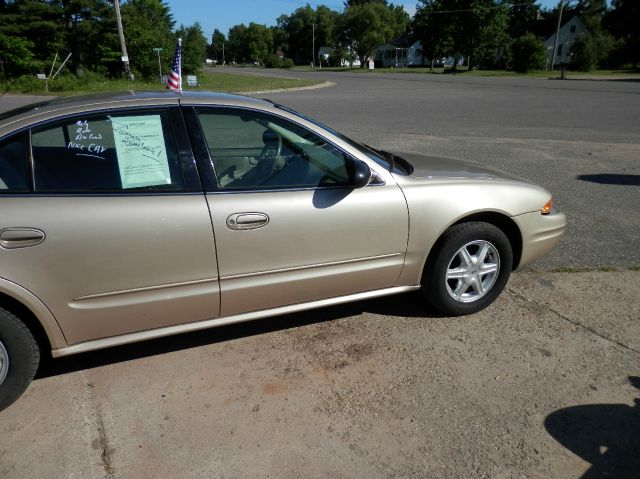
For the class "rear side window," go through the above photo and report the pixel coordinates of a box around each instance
[31,110,184,192]
[0,133,29,192]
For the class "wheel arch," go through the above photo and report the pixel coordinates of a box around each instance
[422,212,523,280]
[0,279,67,353]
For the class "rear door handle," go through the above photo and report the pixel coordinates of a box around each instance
[0,228,46,249]
[226,213,269,230]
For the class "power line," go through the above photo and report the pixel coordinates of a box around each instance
[416,2,540,15]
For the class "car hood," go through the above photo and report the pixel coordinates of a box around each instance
[394,152,530,183]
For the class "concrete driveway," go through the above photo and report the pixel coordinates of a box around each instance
[1,270,638,478]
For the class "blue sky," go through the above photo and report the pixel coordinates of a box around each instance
[167,1,565,39]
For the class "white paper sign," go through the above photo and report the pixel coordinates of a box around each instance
[111,115,172,189]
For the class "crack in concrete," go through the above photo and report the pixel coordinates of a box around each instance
[86,383,115,478]
[507,287,640,356]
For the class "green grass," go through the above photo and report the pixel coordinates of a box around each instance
[195,70,318,92]
[0,70,320,96]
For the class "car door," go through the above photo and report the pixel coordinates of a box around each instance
[0,107,220,345]
[186,106,409,317]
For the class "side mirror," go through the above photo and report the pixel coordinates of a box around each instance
[352,160,372,188]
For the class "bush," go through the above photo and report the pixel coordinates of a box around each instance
[510,33,547,73]
[47,71,110,92]
[2,74,42,93]
[264,54,294,69]
[569,35,597,71]
[263,54,283,68]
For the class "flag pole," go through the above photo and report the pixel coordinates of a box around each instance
[178,37,182,92]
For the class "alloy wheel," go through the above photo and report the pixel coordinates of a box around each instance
[445,240,500,303]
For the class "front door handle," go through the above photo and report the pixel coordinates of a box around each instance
[0,228,46,249]
[226,213,269,230]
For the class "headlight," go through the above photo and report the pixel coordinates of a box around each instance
[541,198,553,215]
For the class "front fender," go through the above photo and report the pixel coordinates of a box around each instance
[396,178,550,285]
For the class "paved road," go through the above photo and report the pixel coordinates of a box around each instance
[254,69,640,270]
[2,72,639,269]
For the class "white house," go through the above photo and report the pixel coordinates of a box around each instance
[317,46,361,67]
[373,37,424,68]
[544,16,589,68]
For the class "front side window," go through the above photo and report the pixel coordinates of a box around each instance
[0,133,29,192]
[31,110,184,192]
[196,108,353,190]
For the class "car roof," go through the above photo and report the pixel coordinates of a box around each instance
[0,91,271,138]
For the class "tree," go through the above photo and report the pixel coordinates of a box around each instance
[453,0,509,69]
[58,0,120,76]
[208,29,226,63]
[245,23,273,64]
[226,23,249,63]
[277,5,339,65]
[604,0,640,66]
[0,0,64,72]
[0,32,37,79]
[176,22,207,74]
[344,0,388,5]
[121,0,175,79]
[505,0,540,35]
[569,34,597,71]
[413,0,455,69]
[413,0,509,70]
[510,32,546,72]
[343,2,409,66]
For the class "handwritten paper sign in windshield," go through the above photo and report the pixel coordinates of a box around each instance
[111,115,172,189]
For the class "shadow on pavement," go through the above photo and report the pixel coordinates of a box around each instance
[576,174,640,186]
[544,376,640,479]
[36,291,439,379]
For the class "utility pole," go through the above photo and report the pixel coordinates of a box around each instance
[113,0,133,80]
[153,48,163,84]
[222,41,225,66]
[550,0,564,71]
[312,24,315,69]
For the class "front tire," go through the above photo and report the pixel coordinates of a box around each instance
[422,222,513,316]
[0,307,40,411]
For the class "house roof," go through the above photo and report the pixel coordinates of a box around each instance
[511,14,587,40]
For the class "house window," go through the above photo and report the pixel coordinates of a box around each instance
[570,25,576,33]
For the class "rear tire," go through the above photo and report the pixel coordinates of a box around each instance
[0,307,40,411]
[422,222,513,316]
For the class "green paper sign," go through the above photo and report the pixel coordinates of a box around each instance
[111,115,172,189]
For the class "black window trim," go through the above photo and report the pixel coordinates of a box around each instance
[1,105,204,197]
[0,131,32,194]
[182,104,385,194]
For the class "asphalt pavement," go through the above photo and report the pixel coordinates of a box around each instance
[249,68,640,270]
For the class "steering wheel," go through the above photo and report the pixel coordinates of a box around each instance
[256,130,283,182]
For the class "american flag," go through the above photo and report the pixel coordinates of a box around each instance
[167,38,182,92]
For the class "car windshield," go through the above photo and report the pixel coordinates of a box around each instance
[274,103,411,175]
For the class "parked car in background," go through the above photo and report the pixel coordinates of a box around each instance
[0,91,565,410]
